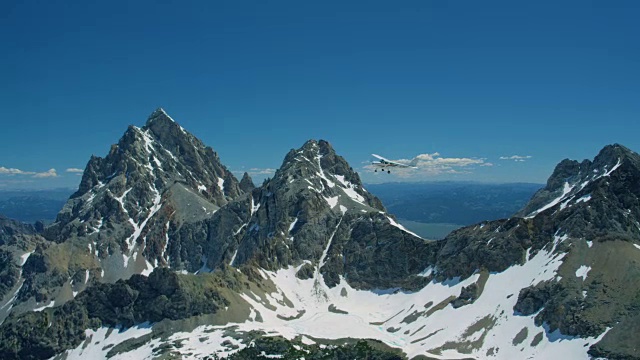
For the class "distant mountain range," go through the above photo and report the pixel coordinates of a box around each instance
[0,109,638,359]
[0,189,73,223]
[366,182,543,226]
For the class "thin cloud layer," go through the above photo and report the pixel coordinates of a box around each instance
[0,166,30,175]
[0,166,58,178]
[500,155,532,162]
[248,168,277,176]
[66,168,84,173]
[232,168,277,177]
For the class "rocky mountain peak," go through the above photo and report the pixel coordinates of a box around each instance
[239,172,255,193]
[278,139,368,195]
[141,108,210,159]
[517,143,640,218]
[39,109,243,292]
[145,107,173,125]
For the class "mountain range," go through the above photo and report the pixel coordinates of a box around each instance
[366,182,542,226]
[0,189,72,224]
[0,109,638,359]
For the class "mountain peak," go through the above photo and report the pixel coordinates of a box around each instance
[593,143,637,168]
[299,139,335,155]
[146,107,173,124]
[143,108,186,137]
[517,143,640,218]
[273,139,384,213]
[239,172,255,193]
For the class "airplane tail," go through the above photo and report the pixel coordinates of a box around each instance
[409,157,419,167]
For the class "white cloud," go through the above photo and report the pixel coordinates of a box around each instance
[248,168,277,176]
[0,166,58,178]
[499,155,532,162]
[66,168,84,173]
[33,169,58,178]
[0,166,33,175]
[364,152,489,178]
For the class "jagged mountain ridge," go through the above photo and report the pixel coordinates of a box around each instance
[228,139,435,289]
[159,138,436,289]
[0,109,638,359]
[0,109,429,322]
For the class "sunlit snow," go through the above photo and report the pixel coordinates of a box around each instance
[19,251,33,266]
[324,196,338,208]
[575,265,591,281]
[527,182,574,218]
[61,240,612,360]
[387,216,423,239]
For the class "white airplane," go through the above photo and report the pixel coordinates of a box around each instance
[371,154,419,173]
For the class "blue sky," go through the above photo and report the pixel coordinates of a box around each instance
[1,0,639,189]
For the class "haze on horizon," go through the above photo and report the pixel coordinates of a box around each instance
[1,1,639,190]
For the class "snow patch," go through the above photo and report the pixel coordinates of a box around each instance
[324,196,338,208]
[251,197,261,216]
[61,323,153,359]
[19,251,33,266]
[527,182,574,218]
[288,218,298,233]
[230,249,239,267]
[386,216,423,239]
[604,158,622,176]
[576,194,591,203]
[33,301,55,312]
[418,267,434,277]
[218,177,225,192]
[575,265,591,281]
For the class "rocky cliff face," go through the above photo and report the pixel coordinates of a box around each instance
[0,216,49,323]
[10,109,244,316]
[162,139,437,289]
[229,139,436,289]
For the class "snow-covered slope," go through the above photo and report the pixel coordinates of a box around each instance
[60,235,608,359]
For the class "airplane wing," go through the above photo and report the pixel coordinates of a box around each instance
[371,154,416,168]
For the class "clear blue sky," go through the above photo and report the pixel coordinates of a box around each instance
[1,0,639,189]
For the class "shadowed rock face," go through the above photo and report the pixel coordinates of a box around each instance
[239,172,255,193]
[170,139,437,290]
[0,215,39,247]
[0,267,238,360]
[0,216,48,305]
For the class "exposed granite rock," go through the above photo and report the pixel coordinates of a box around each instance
[239,172,255,193]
